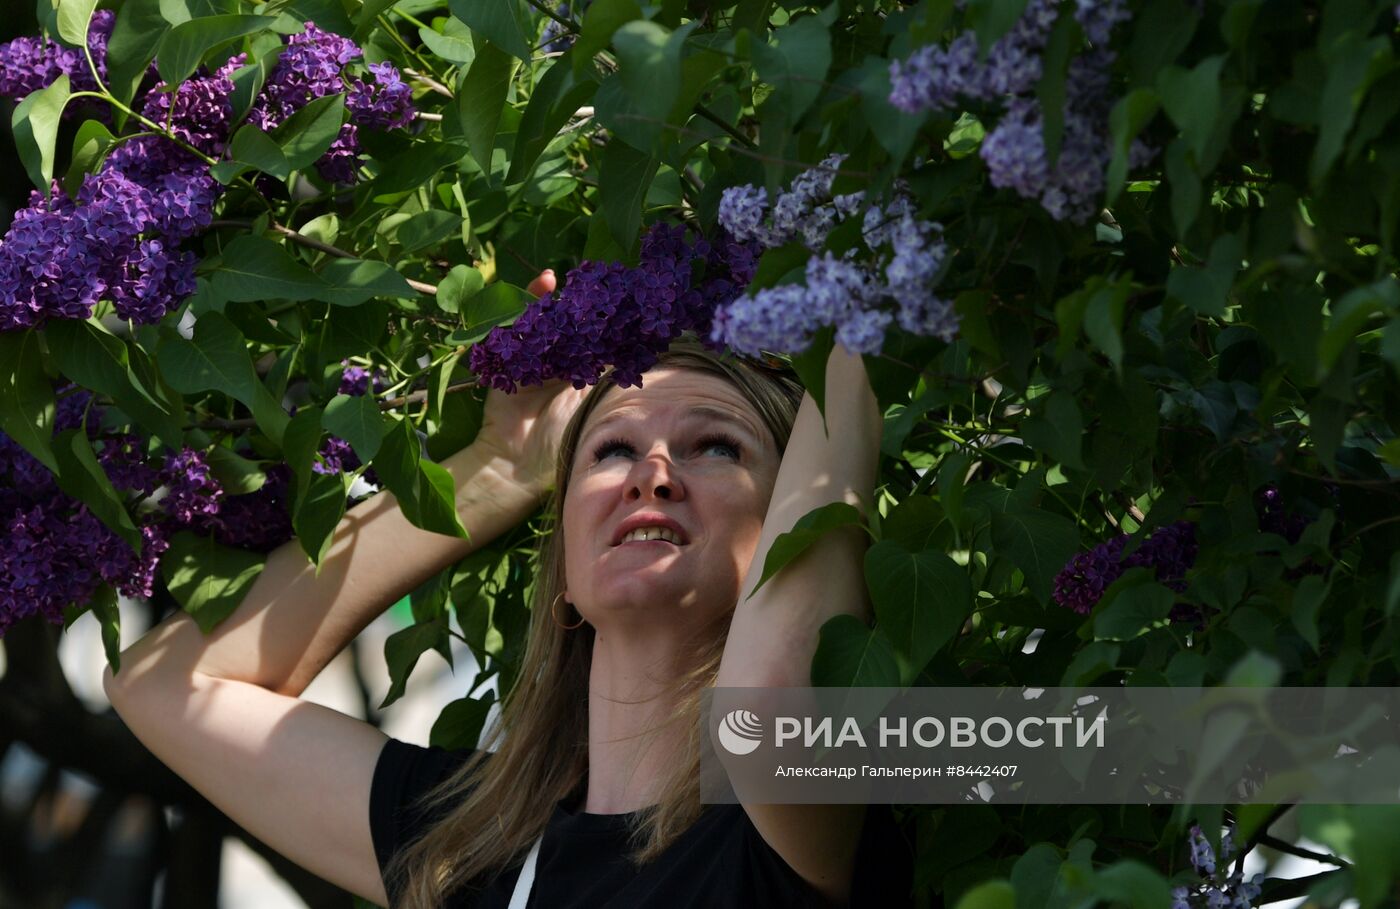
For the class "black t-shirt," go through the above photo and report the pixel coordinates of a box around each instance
[369,737,916,908]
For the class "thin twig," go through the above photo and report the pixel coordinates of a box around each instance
[693,104,756,148]
[190,379,483,431]
[403,67,454,99]
[211,219,440,295]
[1256,834,1350,867]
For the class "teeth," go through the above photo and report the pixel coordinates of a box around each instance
[620,526,682,545]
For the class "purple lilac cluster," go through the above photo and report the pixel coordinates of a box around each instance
[338,359,386,397]
[0,10,115,102]
[0,23,417,333]
[1051,519,1199,617]
[540,4,577,53]
[1255,482,1340,581]
[1172,824,1264,909]
[469,223,758,392]
[249,23,415,184]
[889,0,1144,223]
[712,160,956,357]
[0,384,306,636]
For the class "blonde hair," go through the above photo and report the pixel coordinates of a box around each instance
[383,335,805,908]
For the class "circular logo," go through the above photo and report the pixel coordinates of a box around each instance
[717,709,764,755]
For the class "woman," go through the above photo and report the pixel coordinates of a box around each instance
[105,305,912,907]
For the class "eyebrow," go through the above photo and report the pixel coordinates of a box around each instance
[583,404,765,448]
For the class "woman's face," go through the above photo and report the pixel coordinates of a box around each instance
[561,367,782,633]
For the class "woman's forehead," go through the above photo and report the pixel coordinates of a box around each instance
[584,369,764,438]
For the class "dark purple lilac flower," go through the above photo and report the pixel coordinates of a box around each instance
[338,360,385,397]
[160,448,224,526]
[139,55,242,158]
[540,4,576,53]
[1052,520,1199,616]
[0,9,114,102]
[470,223,749,392]
[248,22,415,184]
[204,463,294,553]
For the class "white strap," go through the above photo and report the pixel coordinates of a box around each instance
[508,833,543,909]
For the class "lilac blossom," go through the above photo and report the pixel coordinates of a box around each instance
[160,448,224,527]
[1052,520,1200,616]
[0,9,115,102]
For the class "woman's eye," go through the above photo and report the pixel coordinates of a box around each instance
[698,436,742,459]
[594,439,634,460]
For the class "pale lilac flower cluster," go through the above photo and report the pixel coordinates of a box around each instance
[470,224,758,392]
[889,0,1143,222]
[1052,520,1199,617]
[713,163,957,356]
[540,4,577,53]
[0,10,114,102]
[1172,825,1264,909]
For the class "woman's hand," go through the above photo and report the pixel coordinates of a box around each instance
[473,270,590,498]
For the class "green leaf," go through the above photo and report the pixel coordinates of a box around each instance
[1093,573,1174,641]
[396,209,463,253]
[157,15,276,86]
[12,75,71,193]
[106,0,168,109]
[810,614,902,687]
[574,0,641,64]
[752,11,832,128]
[161,530,267,633]
[52,428,143,552]
[208,235,329,301]
[451,282,527,345]
[293,470,348,565]
[418,25,475,65]
[64,119,116,197]
[507,54,597,186]
[44,318,186,450]
[1165,232,1242,318]
[430,693,494,749]
[951,880,1016,909]
[318,259,419,305]
[371,416,470,539]
[1104,87,1159,205]
[87,584,123,674]
[156,312,290,445]
[205,445,267,495]
[272,92,346,170]
[372,142,469,194]
[1290,573,1329,652]
[1092,860,1171,909]
[218,124,291,182]
[1082,274,1130,376]
[865,541,972,682]
[458,43,516,174]
[1021,391,1085,472]
[322,393,384,463]
[746,502,864,598]
[599,140,658,248]
[613,20,694,123]
[56,0,98,46]
[990,506,1082,605]
[380,615,454,709]
[1036,12,1079,165]
[437,264,486,314]
[0,331,59,474]
[1313,34,1392,187]
[1157,55,1224,163]
[448,0,533,60]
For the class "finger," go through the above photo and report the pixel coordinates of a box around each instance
[525,269,556,299]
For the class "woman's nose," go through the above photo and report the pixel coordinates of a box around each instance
[626,450,684,501]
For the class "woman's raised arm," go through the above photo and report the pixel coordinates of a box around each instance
[714,342,884,908]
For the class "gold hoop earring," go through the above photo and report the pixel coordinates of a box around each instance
[551,591,584,630]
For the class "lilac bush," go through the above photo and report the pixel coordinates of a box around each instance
[711,160,957,357]
[888,0,1145,223]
